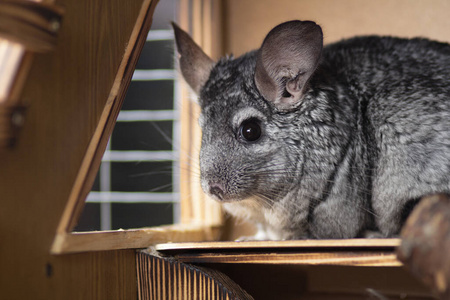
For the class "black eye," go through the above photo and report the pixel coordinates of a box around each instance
[239,119,262,142]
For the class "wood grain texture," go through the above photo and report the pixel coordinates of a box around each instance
[137,249,255,300]
[0,0,154,299]
[53,224,222,254]
[156,239,401,252]
[56,0,157,235]
[168,251,401,267]
[156,239,402,267]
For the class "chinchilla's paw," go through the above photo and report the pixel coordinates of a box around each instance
[361,230,395,239]
[235,229,272,241]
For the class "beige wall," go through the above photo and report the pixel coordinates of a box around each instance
[224,0,450,56]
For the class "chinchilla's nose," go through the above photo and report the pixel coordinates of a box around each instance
[209,182,225,201]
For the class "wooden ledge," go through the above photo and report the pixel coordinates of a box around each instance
[155,239,402,267]
[51,223,222,255]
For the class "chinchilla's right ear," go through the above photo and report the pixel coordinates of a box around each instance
[255,20,323,111]
[172,22,214,94]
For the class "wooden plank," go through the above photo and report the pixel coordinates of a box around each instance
[177,0,194,225]
[156,239,401,252]
[155,239,401,267]
[168,251,401,267]
[52,224,222,254]
[178,0,223,227]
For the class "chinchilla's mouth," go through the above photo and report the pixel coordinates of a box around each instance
[205,188,251,202]
[208,193,245,203]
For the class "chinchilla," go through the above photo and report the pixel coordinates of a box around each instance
[172,20,450,239]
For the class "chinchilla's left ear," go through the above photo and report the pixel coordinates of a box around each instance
[254,20,323,111]
[172,22,214,94]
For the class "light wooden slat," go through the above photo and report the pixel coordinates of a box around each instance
[52,224,222,254]
[178,0,193,225]
[155,239,402,267]
[169,252,401,267]
[191,0,206,225]
[178,0,223,227]
[156,239,401,252]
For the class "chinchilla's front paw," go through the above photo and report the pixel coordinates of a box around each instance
[235,227,272,241]
[361,230,395,239]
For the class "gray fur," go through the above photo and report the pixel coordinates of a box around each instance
[173,20,450,239]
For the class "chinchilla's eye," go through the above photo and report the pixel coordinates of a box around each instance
[239,118,261,142]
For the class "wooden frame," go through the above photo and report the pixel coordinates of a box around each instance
[51,0,224,254]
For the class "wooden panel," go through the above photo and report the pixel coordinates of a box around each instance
[0,0,153,299]
[52,250,137,300]
[56,0,156,235]
[156,239,401,252]
[52,224,221,254]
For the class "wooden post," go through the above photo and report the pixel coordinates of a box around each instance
[397,194,450,299]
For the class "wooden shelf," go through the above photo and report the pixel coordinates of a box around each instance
[155,239,402,267]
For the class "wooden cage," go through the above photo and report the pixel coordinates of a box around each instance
[1,0,449,299]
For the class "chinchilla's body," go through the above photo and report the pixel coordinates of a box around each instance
[173,21,450,239]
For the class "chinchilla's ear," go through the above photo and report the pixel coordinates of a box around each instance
[172,22,214,94]
[255,20,323,111]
